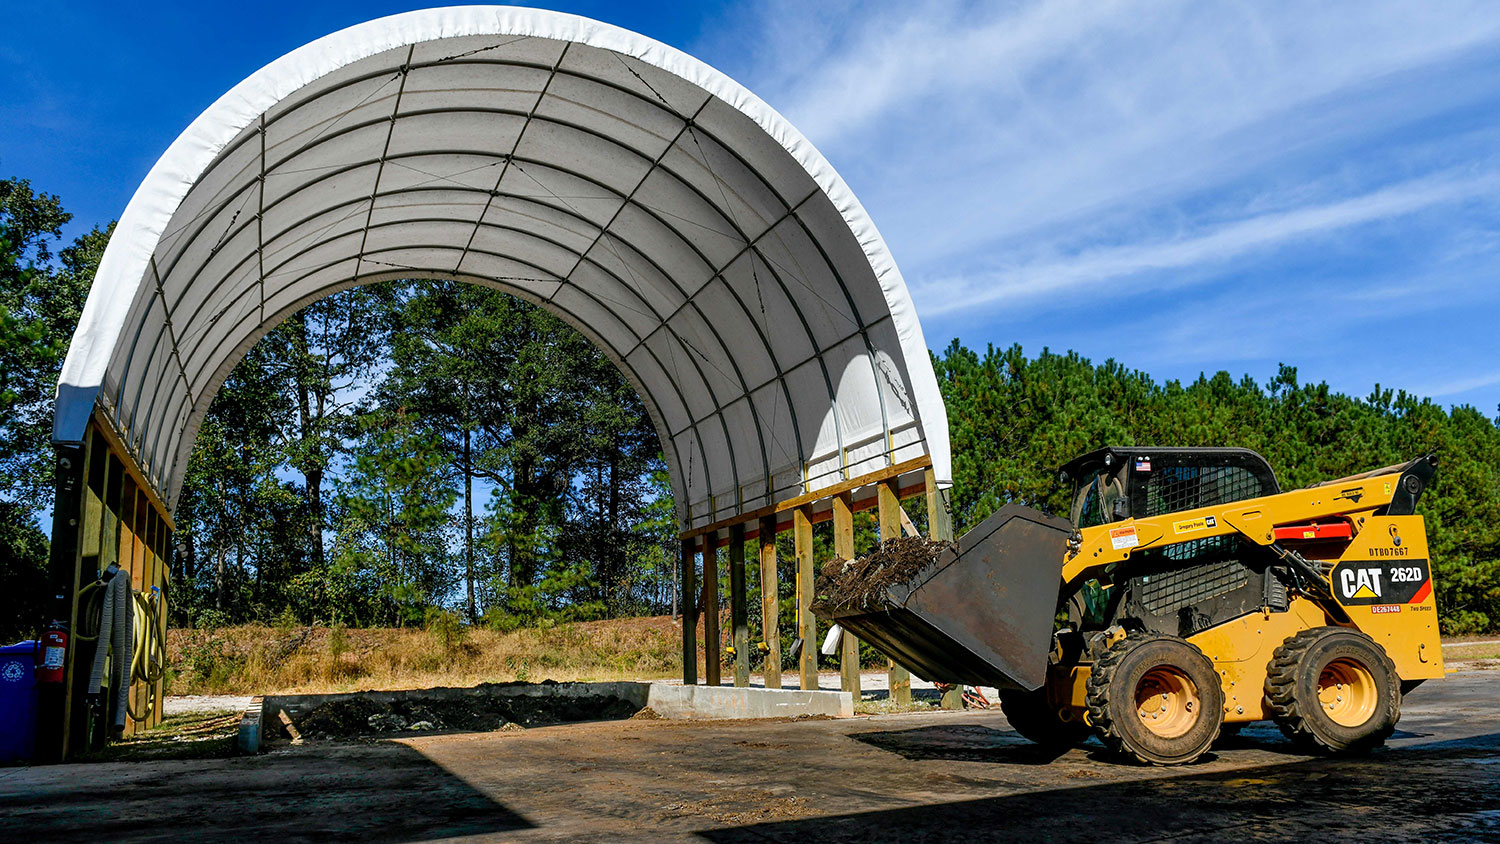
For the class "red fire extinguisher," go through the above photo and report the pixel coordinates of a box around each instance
[38,625,67,684]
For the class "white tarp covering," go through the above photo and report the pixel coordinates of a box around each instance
[53,6,951,529]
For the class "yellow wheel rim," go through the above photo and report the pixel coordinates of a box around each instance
[1318,657,1377,728]
[1134,666,1199,739]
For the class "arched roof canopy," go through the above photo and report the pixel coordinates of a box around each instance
[55,6,951,530]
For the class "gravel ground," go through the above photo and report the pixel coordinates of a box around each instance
[8,672,1496,842]
[163,695,253,715]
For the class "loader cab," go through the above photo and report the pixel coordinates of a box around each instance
[1060,446,1281,528]
[1059,446,1286,639]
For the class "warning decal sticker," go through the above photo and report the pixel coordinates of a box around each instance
[1109,526,1140,551]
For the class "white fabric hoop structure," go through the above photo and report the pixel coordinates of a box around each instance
[54,6,951,529]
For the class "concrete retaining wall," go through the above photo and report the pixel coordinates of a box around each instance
[243,682,852,752]
[646,685,853,719]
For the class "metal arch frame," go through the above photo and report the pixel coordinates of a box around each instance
[127,190,726,508]
[139,50,891,453]
[137,180,752,515]
[126,143,834,519]
[100,38,920,528]
[160,229,731,516]
[162,262,694,521]
[164,222,904,512]
[126,118,799,514]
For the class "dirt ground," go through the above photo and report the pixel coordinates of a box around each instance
[3,671,1496,843]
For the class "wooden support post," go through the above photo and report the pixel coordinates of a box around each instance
[119,480,140,737]
[832,492,860,696]
[877,480,912,706]
[42,440,87,762]
[729,523,750,687]
[925,466,953,542]
[794,506,817,690]
[680,537,698,685]
[758,516,782,690]
[926,467,963,710]
[703,531,721,687]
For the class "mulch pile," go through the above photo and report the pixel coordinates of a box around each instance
[287,686,641,741]
[811,536,954,613]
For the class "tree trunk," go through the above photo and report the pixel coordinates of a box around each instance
[464,424,476,621]
[607,441,620,611]
[510,455,540,594]
[289,311,326,573]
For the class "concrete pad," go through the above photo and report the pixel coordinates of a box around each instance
[646,684,853,719]
[8,672,1498,842]
[236,695,263,754]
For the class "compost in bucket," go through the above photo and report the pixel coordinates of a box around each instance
[812,536,954,613]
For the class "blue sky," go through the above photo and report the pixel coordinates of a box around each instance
[5,1,1499,414]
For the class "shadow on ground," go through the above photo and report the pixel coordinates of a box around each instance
[697,732,1500,844]
[849,724,1074,765]
[0,741,530,844]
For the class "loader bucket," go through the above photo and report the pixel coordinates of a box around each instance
[820,503,1072,692]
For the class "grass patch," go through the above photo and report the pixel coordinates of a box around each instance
[168,615,684,696]
[1444,642,1500,661]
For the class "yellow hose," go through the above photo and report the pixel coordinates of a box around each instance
[73,579,106,643]
[125,586,167,723]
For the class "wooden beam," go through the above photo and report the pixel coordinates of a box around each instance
[90,412,175,531]
[877,480,912,706]
[52,435,91,761]
[925,466,953,542]
[119,478,140,737]
[794,506,816,690]
[832,492,860,696]
[776,454,932,514]
[926,467,963,711]
[680,538,697,685]
[729,524,750,687]
[703,531,721,687]
[678,454,932,541]
[758,515,781,690]
[152,511,169,728]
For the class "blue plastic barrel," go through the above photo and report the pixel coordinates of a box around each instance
[0,641,39,764]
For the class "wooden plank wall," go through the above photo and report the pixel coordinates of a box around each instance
[58,419,173,756]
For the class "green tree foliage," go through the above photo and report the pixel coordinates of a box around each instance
[0,179,108,506]
[934,342,1500,633]
[172,340,302,624]
[331,408,459,626]
[4,175,1496,638]
[0,179,109,639]
[169,280,677,629]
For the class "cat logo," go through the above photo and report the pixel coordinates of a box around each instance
[1330,559,1430,607]
[1339,567,1382,601]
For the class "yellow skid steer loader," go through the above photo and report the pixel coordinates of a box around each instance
[822,447,1444,765]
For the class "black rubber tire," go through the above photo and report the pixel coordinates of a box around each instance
[1087,632,1224,766]
[999,688,1092,747]
[1264,627,1401,754]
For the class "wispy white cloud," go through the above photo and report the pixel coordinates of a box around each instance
[719,0,1500,266]
[911,170,1499,315]
[706,1,1500,409]
[1414,370,1500,399]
